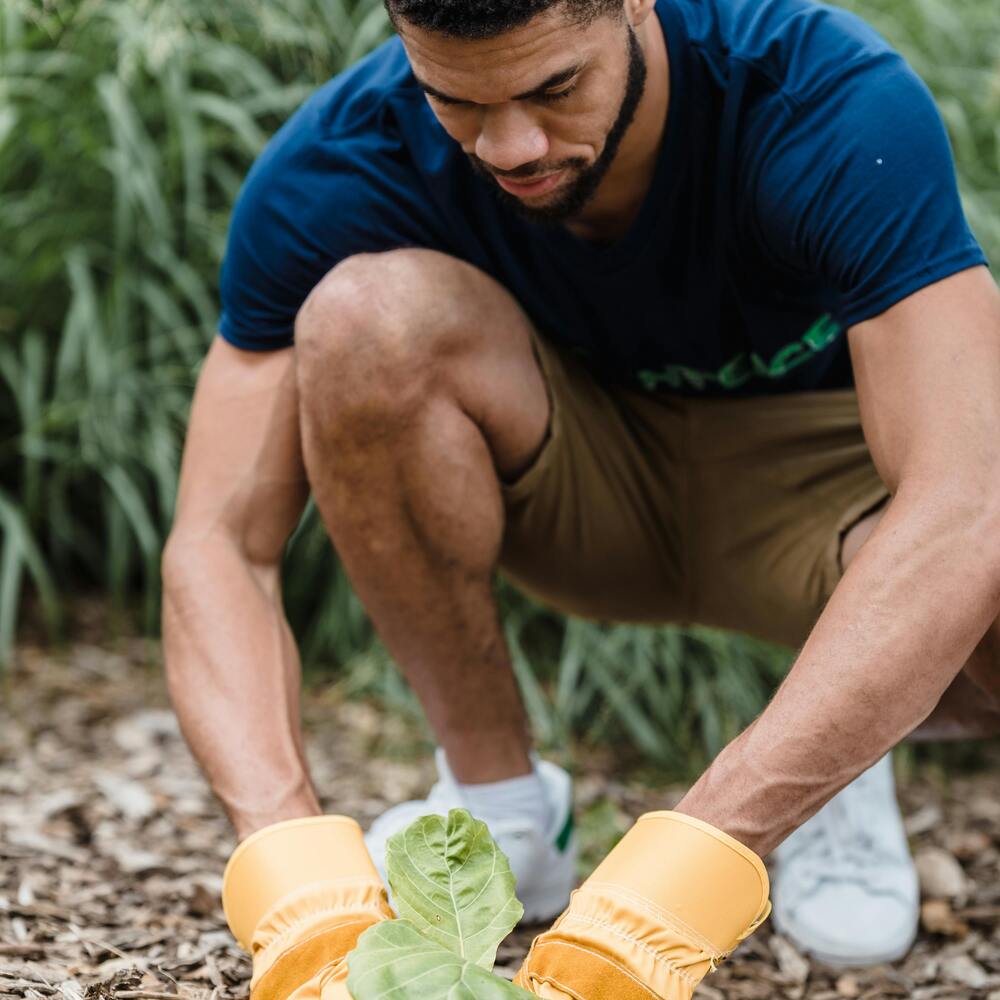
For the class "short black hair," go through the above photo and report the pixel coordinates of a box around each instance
[385,0,623,40]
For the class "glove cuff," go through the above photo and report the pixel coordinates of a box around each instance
[222,816,381,949]
[517,811,771,998]
[588,811,771,958]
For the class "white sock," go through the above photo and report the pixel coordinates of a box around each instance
[456,762,552,834]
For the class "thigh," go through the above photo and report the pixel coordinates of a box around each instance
[499,338,688,623]
[685,389,891,648]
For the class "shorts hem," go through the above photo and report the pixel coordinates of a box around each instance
[825,487,892,583]
[501,336,562,505]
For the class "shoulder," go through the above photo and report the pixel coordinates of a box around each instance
[219,37,460,351]
[681,0,899,104]
[748,53,945,218]
[742,50,984,325]
[227,48,446,299]
[241,36,424,203]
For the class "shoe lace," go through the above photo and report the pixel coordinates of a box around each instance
[780,770,907,899]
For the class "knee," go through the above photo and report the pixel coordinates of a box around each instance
[294,249,486,422]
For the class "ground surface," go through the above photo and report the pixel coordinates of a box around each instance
[1,640,999,1000]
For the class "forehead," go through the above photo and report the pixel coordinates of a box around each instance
[399,10,613,103]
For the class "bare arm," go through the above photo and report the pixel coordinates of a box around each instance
[678,265,1000,856]
[162,338,317,841]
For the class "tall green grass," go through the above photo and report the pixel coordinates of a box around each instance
[0,0,393,644]
[2,0,998,771]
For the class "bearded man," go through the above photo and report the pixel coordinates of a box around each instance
[161,0,1000,995]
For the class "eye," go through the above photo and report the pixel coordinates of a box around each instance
[537,84,578,103]
[430,95,471,109]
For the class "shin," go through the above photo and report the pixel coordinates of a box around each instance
[294,250,550,781]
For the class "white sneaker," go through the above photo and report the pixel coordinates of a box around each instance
[364,749,578,924]
[771,753,919,967]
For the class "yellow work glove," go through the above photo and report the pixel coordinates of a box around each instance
[515,811,771,1000]
[222,816,393,1000]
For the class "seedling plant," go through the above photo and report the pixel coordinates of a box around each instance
[347,809,535,999]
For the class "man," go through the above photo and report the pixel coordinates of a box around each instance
[162,0,1000,995]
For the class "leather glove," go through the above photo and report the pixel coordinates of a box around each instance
[222,816,393,1000]
[515,811,771,999]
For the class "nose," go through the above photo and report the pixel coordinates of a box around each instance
[475,104,549,174]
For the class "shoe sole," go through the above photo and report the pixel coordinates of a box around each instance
[792,941,917,969]
[771,909,918,968]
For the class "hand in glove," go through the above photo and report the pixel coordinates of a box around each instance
[515,811,771,1000]
[222,817,393,1000]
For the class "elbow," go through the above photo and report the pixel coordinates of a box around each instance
[985,510,1000,596]
[161,529,207,596]
[973,470,1000,585]
[161,527,233,609]
[957,481,1000,598]
[161,524,283,605]
[895,469,1000,592]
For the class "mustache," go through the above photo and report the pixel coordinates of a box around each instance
[468,154,588,180]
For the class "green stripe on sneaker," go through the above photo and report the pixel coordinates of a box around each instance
[555,812,575,853]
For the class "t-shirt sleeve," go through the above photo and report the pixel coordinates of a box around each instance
[750,57,989,329]
[218,119,442,351]
[218,152,310,351]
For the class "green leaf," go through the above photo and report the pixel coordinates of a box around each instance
[385,809,523,970]
[346,920,533,1000]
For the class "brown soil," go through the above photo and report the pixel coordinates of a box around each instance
[1,641,998,1000]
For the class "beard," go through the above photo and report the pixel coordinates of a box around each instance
[467,26,648,226]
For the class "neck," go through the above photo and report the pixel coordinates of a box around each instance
[564,13,670,244]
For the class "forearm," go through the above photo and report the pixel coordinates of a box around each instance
[162,533,321,840]
[678,487,1000,857]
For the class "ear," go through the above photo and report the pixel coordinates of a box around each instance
[624,0,658,28]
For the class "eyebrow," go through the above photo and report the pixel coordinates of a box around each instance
[413,64,583,106]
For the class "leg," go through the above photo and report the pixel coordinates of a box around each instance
[295,249,549,783]
[841,507,1000,739]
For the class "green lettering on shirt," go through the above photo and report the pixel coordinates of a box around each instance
[638,313,843,392]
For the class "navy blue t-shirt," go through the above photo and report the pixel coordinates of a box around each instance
[219,0,988,396]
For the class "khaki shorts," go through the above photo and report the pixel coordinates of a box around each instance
[499,336,890,649]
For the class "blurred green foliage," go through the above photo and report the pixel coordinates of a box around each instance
[1,0,998,773]
[0,0,393,647]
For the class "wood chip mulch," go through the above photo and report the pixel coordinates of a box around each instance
[1,641,999,999]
